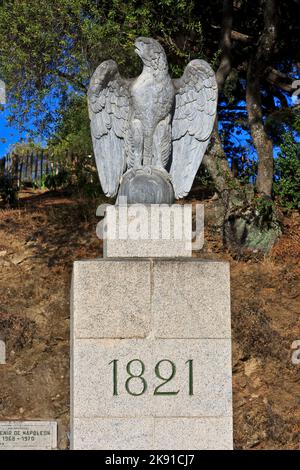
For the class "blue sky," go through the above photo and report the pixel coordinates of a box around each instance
[1,95,297,160]
[0,84,67,157]
[0,107,27,156]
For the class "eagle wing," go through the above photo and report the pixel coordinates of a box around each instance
[171,59,218,198]
[88,60,131,197]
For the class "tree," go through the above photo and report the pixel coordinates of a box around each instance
[246,0,278,197]
[274,132,300,210]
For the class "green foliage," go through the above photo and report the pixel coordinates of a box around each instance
[196,166,214,190]
[49,95,92,163]
[274,133,300,210]
[0,175,18,205]
[43,170,71,190]
[76,179,104,198]
[265,109,300,146]
[31,171,70,190]
[255,195,275,226]
[9,140,44,155]
[45,95,95,190]
[0,0,212,135]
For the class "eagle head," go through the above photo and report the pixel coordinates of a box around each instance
[134,37,167,70]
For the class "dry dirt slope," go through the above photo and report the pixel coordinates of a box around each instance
[0,190,300,449]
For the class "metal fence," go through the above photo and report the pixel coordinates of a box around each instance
[0,151,60,187]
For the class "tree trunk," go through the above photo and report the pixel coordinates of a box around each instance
[203,0,237,197]
[246,0,278,197]
[202,0,281,253]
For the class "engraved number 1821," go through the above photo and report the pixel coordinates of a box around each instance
[109,359,194,396]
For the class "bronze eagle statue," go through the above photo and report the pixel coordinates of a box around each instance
[88,37,218,204]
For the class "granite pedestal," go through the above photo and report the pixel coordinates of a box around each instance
[71,206,233,449]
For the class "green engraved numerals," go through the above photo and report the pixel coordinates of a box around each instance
[125,359,147,396]
[109,359,119,396]
[154,360,179,396]
[186,359,194,396]
[109,359,194,396]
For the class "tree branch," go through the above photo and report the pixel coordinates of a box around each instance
[231,30,253,43]
[215,0,233,91]
[265,67,296,94]
[57,71,87,92]
[212,25,253,44]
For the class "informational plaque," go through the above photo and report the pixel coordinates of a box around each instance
[0,421,57,450]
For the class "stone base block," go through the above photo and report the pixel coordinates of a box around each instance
[101,204,197,258]
[71,258,232,450]
[72,417,233,450]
